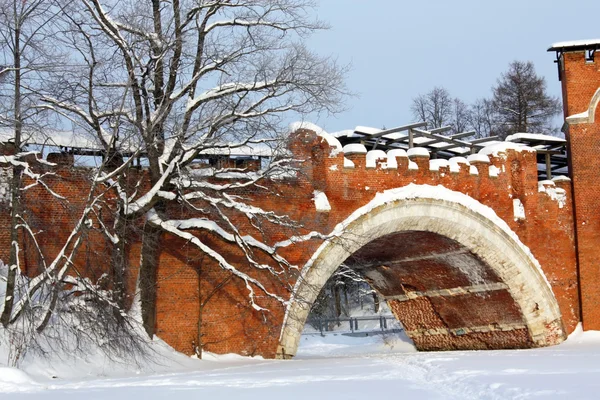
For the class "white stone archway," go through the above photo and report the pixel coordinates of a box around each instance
[277,184,565,358]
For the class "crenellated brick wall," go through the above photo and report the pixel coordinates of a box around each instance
[0,125,581,358]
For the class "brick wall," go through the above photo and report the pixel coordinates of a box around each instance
[0,128,580,357]
[559,50,600,330]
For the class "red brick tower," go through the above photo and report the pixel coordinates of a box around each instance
[549,39,600,330]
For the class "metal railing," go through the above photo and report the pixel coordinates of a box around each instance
[305,315,400,335]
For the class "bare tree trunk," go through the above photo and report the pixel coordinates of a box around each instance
[343,286,349,316]
[373,293,380,313]
[334,286,341,319]
[139,216,163,337]
[1,17,22,327]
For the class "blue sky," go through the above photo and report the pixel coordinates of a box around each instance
[306,0,600,133]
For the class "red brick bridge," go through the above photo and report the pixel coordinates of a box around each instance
[2,41,600,359]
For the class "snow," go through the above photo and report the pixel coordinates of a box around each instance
[479,142,535,158]
[467,154,490,164]
[552,175,571,183]
[429,159,449,171]
[489,165,500,178]
[4,326,600,399]
[539,181,567,209]
[567,111,589,121]
[354,126,382,135]
[407,147,430,158]
[199,144,273,157]
[343,157,354,169]
[513,198,526,221]
[385,149,407,169]
[408,160,418,170]
[550,38,600,49]
[469,165,479,176]
[506,133,566,143]
[0,167,11,203]
[365,150,387,168]
[313,191,331,212]
[387,149,408,159]
[342,143,367,155]
[449,157,468,173]
[0,128,103,150]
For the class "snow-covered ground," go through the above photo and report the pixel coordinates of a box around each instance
[2,326,600,399]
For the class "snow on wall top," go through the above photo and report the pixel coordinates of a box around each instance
[479,142,535,158]
[366,150,387,168]
[343,143,367,155]
[467,154,490,164]
[407,147,430,158]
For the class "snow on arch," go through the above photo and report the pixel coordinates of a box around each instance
[278,184,564,358]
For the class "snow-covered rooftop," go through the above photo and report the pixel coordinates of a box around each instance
[548,39,600,51]
[0,128,273,157]
[505,133,566,143]
[0,128,104,150]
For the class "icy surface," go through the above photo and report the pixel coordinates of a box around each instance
[3,325,600,399]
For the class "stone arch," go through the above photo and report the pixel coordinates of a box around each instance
[277,185,565,358]
[566,86,600,124]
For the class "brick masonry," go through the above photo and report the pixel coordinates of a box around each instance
[559,49,600,331]
[2,51,597,357]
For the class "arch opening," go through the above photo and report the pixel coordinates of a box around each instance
[278,186,566,358]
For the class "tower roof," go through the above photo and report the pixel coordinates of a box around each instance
[548,39,600,52]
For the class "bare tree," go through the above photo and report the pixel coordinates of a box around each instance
[40,0,347,337]
[0,0,69,328]
[410,87,453,130]
[491,61,561,138]
[468,98,496,139]
[451,98,471,135]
